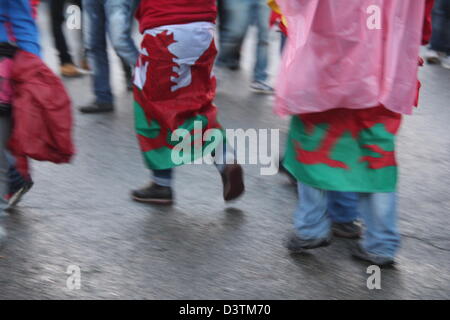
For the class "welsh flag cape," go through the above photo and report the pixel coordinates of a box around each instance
[276,0,426,192]
[284,106,402,192]
[133,23,223,170]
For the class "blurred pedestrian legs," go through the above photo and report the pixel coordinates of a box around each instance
[425,0,450,68]
[292,184,399,263]
[79,0,139,113]
[50,0,84,77]
[217,0,273,93]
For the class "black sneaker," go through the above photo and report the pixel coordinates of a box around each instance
[79,102,114,114]
[6,179,34,210]
[332,221,362,239]
[131,183,173,205]
[216,60,240,71]
[286,233,332,253]
[221,164,245,201]
[351,244,395,267]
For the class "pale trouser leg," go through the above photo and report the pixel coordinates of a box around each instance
[358,192,400,258]
[294,183,331,240]
[0,116,11,214]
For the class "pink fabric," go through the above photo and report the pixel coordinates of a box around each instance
[275,0,426,116]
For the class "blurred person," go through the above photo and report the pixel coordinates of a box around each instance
[79,0,140,114]
[273,0,361,240]
[50,0,84,77]
[131,0,245,205]
[425,0,450,68]
[4,0,42,210]
[0,0,41,246]
[275,0,431,266]
[268,0,287,52]
[217,0,274,94]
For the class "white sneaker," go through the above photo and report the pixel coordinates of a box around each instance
[250,81,274,94]
[441,55,450,69]
[425,48,446,64]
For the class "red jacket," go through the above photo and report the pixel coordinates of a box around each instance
[8,50,75,164]
[136,0,216,32]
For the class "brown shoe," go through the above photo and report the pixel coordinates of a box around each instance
[60,63,83,78]
[80,58,90,71]
[221,164,245,201]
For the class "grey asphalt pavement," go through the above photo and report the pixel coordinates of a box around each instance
[0,4,449,299]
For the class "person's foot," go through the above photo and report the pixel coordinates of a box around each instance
[221,164,245,201]
[131,183,173,205]
[5,179,34,210]
[425,48,445,64]
[441,55,450,69]
[351,244,395,267]
[79,102,114,114]
[332,221,362,239]
[279,161,297,185]
[216,60,240,71]
[250,81,274,94]
[80,58,90,71]
[60,63,83,78]
[227,65,240,71]
[286,233,332,253]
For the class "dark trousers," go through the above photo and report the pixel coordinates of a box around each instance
[430,0,450,54]
[50,0,82,65]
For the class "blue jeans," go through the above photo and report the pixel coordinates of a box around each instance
[82,0,139,104]
[152,169,173,188]
[328,191,359,223]
[217,0,270,82]
[430,0,450,54]
[294,184,400,258]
